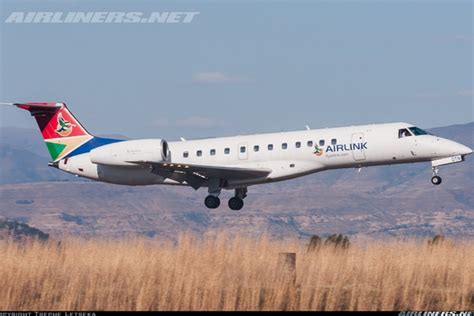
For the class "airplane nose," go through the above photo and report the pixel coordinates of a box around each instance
[451,141,473,156]
[458,144,473,156]
[430,137,472,158]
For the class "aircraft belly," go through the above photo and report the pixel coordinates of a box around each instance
[96,165,166,185]
[58,153,98,180]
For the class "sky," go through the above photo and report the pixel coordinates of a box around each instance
[0,0,472,141]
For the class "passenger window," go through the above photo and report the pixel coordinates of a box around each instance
[210,149,216,156]
[183,151,189,158]
[295,142,301,148]
[331,139,337,145]
[254,145,259,152]
[240,146,246,153]
[282,143,288,149]
[224,148,230,154]
[268,144,273,150]
[307,141,313,147]
[319,140,325,146]
[398,128,412,138]
[197,150,202,157]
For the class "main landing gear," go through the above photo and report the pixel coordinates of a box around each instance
[205,178,222,209]
[228,197,244,210]
[431,167,442,185]
[203,179,247,210]
[204,194,245,210]
[204,195,221,209]
[228,187,247,211]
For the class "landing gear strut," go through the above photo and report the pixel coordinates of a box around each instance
[228,187,247,210]
[431,167,442,185]
[204,178,222,209]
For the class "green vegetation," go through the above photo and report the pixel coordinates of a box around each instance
[0,218,49,241]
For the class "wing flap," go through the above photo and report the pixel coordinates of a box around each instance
[129,161,271,188]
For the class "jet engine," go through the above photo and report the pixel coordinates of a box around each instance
[90,139,169,166]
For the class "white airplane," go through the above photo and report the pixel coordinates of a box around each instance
[3,102,472,210]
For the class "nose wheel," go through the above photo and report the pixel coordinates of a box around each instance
[431,175,442,185]
[431,167,442,185]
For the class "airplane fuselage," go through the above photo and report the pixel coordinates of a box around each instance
[58,122,471,189]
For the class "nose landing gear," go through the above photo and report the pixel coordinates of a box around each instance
[431,167,442,185]
[431,175,442,185]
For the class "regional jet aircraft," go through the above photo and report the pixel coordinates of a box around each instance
[3,102,472,210]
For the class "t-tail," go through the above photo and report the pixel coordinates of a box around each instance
[1,102,122,162]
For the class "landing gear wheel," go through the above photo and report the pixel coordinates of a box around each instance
[228,197,244,210]
[431,175,442,185]
[204,195,220,209]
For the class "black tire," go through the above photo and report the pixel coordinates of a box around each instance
[228,197,244,210]
[204,195,220,209]
[431,176,442,185]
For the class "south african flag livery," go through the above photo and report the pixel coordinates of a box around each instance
[16,102,121,162]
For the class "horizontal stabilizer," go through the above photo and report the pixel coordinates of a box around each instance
[1,102,63,108]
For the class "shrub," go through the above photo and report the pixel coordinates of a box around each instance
[324,234,350,249]
[428,235,446,247]
[0,218,49,241]
[307,235,322,252]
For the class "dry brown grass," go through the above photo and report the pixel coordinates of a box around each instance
[0,235,472,311]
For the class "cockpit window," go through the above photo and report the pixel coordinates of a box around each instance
[409,127,428,136]
[398,128,412,138]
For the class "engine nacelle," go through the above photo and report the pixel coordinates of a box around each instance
[90,139,169,167]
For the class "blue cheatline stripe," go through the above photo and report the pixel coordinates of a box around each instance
[64,137,124,158]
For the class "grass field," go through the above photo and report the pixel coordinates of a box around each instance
[0,235,472,311]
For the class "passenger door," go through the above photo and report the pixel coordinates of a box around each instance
[351,133,366,161]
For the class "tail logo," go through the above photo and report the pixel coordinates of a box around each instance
[55,113,76,137]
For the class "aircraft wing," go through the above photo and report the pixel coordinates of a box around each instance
[129,161,271,189]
